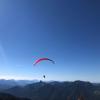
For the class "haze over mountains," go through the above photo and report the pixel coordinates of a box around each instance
[0,79,38,90]
[0,79,100,100]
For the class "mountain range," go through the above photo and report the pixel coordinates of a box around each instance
[0,80,100,100]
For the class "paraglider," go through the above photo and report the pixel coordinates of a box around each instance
[33,57,55,80]
[34,58,55,65]
[43,75,46,79]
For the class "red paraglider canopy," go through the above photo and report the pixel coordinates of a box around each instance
[34,58,55,65]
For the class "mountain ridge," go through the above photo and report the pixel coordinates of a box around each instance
[2,80,100,100]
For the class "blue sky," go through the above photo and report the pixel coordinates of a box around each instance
[0,0,100,82]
